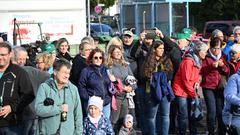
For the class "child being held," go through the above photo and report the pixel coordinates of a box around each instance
[118,114,136,135]
[83,96,114,135]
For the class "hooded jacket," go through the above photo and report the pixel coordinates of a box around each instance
[172,52,201,98]
[35,78,83,135]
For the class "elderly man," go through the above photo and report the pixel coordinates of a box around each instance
[0,42,35,135]
[12,46,35,67]
[35,59,83,135]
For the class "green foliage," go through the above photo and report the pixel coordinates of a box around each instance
[90,0,116,10]
[190,0,240,32]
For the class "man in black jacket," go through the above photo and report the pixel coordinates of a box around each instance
[0,42,34,135]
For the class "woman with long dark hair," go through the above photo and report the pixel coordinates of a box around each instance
[143,40,174,135]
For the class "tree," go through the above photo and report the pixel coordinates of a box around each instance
[90,0,116,11]
[189,0,240,31]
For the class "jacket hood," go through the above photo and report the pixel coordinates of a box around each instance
[184,51,201,68]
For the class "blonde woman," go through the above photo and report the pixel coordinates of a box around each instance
[35,52,54,74]
[106,36,123,53]
[106,45,137,132]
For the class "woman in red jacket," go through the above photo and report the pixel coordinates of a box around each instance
[172,41,208,135]
[201,37,229,135]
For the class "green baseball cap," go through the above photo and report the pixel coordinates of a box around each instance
[182,28,192,35]
[42,44,56,53]
[176,33,190,40]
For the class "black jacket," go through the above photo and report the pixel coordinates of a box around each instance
[69,54,87,86]
[161,36,183,79]
[0,63,34,127]
[56,52,73,62]
[130,42,152,85]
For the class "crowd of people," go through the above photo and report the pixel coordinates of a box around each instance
[0,25,240,135]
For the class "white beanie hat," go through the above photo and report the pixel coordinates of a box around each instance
[124,114,133,125]
[88,96,103,111]
[231,44,240,54]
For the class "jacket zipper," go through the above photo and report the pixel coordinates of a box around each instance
[10,81,15,97]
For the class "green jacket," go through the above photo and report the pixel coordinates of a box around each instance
[35,78,83,135]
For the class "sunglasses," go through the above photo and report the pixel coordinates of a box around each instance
[94,56,103,60]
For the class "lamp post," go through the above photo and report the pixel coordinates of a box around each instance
[87,0,91,36]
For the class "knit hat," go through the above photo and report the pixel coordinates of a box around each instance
[124,114,133,125]
[88,96,103,111]
[231,44,240,54]
[42,44,56,53]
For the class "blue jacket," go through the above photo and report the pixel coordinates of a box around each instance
[78,64,112,106]
[150,71,175,102]
[83,114,114,135]
[222,41,234,61]
[222,69,240,127]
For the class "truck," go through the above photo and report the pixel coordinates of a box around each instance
[0,0,86,45]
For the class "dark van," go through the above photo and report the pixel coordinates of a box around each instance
[203,21,240,39]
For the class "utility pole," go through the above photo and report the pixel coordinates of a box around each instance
[87,0,91,36]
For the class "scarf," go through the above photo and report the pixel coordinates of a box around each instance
[88,114,102,126]
[209,49,222,61]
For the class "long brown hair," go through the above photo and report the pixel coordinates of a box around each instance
[143,41,173,79]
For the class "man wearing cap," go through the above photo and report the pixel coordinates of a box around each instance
[122,31,137,74]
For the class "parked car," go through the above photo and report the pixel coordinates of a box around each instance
[90,23,113,37]
[203,21,240,40]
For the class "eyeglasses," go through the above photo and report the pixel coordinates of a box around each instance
[36,61,44,64]
[93,56,103,60]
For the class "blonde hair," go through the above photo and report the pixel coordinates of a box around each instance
[106,45,126,68]
[106,36,123,53]
[35,52,54,71]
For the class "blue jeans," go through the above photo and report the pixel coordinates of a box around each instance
[203,88,226,135]
[103,103,111,119]
[146,96,170,135]
[0,125,22,135]
[134,87,147,133]
[176,96,197,135]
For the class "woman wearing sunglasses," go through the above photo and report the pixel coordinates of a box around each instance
[78,48,112,119]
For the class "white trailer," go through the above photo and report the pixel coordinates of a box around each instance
[0,0,86,45]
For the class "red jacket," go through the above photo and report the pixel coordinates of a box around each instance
[228,60,240,76]
[172,57,200,98]
[200,54,229,89]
